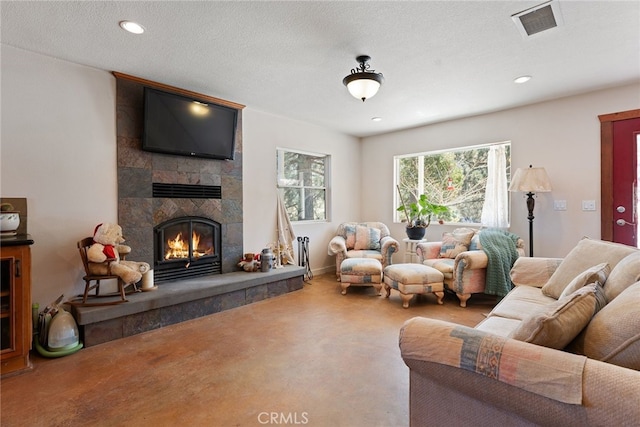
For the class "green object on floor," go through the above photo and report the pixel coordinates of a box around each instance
[33,334,83,358]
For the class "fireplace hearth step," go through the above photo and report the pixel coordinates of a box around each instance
[71,265,305,347]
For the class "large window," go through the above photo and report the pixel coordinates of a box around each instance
[395,142,511,226]
[277,149,329,222]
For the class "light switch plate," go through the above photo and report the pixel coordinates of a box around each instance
[582,200,596,211]
[553,200,567,211]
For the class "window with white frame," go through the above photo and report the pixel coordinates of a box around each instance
[277,149,329,222]
[394,142,511,226]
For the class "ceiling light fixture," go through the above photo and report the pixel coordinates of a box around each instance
[119,20,145,34]
[371,117,382,122]
[514,75,532,84]
[343,55,384,102]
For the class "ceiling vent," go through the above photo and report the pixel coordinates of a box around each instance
[512,0,564,38]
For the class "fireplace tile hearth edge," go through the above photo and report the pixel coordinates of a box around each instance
[72,266,305,347]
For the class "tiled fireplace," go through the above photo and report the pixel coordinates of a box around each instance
[70,74,304,348]
[114,76,243,274]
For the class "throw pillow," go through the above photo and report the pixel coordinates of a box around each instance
[603,251,640,302]
[354,225,381,251]
[510,257,563,288]
[510,283,606,350]
[540,237,636,299]
[343,224,356,249]
[439,228,475,258]
[558,262,610,299]
[570,281,640,370]
[468,231,482,251]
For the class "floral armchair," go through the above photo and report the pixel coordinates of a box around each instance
[416,227,525,307]
[328,222,399,280]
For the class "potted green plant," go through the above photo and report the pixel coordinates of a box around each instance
[396,191,450,240]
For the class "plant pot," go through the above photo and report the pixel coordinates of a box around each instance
[0,212,20,236]
[405,226,426,240]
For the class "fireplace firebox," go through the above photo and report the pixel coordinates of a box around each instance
[154,216,222,282]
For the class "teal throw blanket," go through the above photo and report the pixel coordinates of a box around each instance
[479,229,520,297]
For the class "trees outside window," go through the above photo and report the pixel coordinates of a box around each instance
[277,149,329,222]
[395,142,511,225]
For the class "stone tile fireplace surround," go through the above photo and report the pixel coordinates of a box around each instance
[114,75,243,272]
[71,74,304,347]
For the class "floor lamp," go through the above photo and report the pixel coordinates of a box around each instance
[508,165,552,257]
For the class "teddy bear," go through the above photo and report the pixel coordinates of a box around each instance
[87,223,150,285]
[237,253,260,272]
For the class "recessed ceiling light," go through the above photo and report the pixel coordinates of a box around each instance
[514,75,532,84]
[119,21,145,34]
[371,117,382,122]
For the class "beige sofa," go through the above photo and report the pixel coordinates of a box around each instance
[400,238,640,426]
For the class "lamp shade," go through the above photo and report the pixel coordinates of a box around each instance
[508,166,552,192]
[344,75,382,101]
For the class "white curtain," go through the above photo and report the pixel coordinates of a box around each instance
[481,145,509,228]
[276,192,296,266]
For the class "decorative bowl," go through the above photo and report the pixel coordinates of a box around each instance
[0,212,20,234]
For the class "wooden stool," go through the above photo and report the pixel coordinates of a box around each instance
[340,258,383,295]
[383,263,445,308]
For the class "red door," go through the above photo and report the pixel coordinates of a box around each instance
[611,118,640,247]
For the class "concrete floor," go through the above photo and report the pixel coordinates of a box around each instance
[1,273,495,427]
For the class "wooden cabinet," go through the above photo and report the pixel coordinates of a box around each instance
[1,236,33,376]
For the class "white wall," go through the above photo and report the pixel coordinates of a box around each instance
[241,109,360,275]
[360,83,640,258]
[1,45,118,307]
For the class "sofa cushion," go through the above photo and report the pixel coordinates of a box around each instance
[510,257,563,288]
[489,285,556,321]
[559,262,610,299]
[346,250,383,261]
[422,258,454,275]
[353,225,381,250]
[510,283,606,350]
[541,238,636,299]
[571,281,640,370]
[439,228,475,258]
[604,252,640,302]
[475,315,522,337]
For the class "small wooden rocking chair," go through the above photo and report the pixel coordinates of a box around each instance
[72,237,138,306]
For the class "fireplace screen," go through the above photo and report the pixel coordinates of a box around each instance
[154,216,221,282]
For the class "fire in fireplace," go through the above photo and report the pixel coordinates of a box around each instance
[154,216,222,282]
[165,230,212,260]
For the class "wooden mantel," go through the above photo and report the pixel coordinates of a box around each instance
[112,71,245,110]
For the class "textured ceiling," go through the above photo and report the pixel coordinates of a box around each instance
[2,1,639,137]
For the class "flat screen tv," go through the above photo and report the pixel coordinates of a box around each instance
[142,87,238,160]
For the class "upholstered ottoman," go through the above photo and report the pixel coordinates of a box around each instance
[383,264,445,308]
[340,258,383,295]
